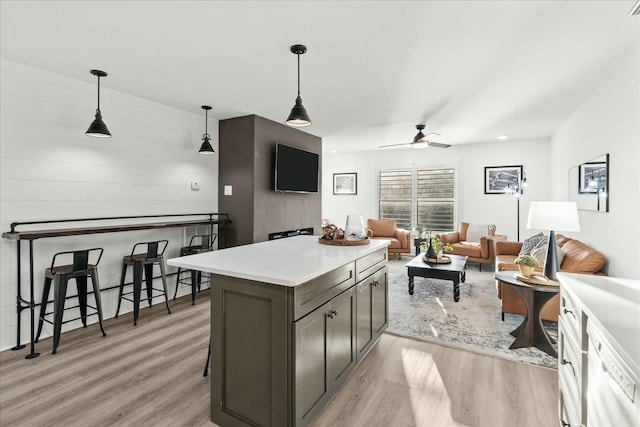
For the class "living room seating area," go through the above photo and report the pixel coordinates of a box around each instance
[494,234,607,321]
[437,222,506,270]
[366,219,411,259]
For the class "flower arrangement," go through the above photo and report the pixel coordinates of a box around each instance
[420,234,453,255]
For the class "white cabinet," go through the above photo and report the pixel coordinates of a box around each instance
[557,273,640,427]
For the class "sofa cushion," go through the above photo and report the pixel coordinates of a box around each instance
[561,239,606,274]
[466,224,488,242]
[367,219,396,237]
[519,232,545,256]
[451,242,481,257]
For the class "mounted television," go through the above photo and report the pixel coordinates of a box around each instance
[275,143,319,193]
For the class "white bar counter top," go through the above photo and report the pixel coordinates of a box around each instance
[557,272,640,378]
[167,235,389,287]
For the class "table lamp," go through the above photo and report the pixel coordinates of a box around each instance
[526,201,580,280]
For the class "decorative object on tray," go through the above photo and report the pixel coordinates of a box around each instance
[422,255,452,264]
[420,232,453,259]
[320,220,369,245]
[344,215,367,240]
[415,225,428,239]
[318,236,370,246]
[514,254,539,277]
[515,273,559,286]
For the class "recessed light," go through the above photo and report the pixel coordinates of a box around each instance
[498,135,509,140]
[330,150,337,154]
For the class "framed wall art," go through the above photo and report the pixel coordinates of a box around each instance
[333,173,357,195]
[484,165,522,194]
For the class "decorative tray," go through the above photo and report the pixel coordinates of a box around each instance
[423,255,451,264]
[318,237,371,246]
[515,273,559,286]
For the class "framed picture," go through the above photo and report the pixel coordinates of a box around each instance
[333,173,357,195]
[484,165,523,194]
[578,162,606,194]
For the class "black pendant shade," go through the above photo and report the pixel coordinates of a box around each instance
[198,105,215,155]
[286,44,312,127]
[85,69,111,138]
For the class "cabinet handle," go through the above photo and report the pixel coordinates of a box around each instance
[327,310,338,319]
[372,280,379,287]
[562,421,570,427]
[562,359,572,367]
[563,308,574,316]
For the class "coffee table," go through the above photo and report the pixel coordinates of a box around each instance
[405,254,468,301]
[494,271,560,357]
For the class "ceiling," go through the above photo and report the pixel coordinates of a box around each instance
[1,1,638,152]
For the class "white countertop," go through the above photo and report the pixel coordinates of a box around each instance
[167,235,389,287]
[557,272,640,378]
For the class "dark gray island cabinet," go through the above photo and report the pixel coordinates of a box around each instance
[167,236,389,427]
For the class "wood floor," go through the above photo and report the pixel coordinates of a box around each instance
[0,289,559,427]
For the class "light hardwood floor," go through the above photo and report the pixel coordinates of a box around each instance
[0,289,559,427]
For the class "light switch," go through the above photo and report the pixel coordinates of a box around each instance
[224,185,232,196]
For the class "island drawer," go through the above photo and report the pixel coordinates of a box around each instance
[293,262,356,320]
[355,248,387,282]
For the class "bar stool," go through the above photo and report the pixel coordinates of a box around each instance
[115,240,171,325]
[35,248,106,354]
[174,233,216,305]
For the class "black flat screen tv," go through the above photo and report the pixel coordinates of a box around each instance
[275,143,319,193]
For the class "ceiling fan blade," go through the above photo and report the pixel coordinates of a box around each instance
[427,141,451,148]
[378,142,413,148]
[424,132,441,138]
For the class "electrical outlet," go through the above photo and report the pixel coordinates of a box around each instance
[190,182,200,191]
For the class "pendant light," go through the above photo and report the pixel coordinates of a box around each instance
[85,69,112,138]
[285,44,312,127]
[198,105,215,154]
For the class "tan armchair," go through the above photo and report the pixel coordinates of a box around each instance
[437,222,506,271]
[366,219,411,259]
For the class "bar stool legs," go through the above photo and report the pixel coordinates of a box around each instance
[35,248,106,354]
[115,240,171,325]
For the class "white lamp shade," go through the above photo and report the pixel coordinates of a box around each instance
[527,201,580,232]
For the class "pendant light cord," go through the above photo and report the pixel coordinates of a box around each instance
[297,53,301,97]
[96,75,101,113]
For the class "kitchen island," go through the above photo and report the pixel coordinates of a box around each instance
[167,235,389,427]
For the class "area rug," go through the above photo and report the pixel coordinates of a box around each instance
[386,257,558,369]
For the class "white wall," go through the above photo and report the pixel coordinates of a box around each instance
[0,60,218,351]
[550,51,640,279]
[322,138,551,241]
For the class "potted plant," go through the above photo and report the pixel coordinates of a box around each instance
[515,255,539,277]
[421,235,453,258]
[415,225,427,238]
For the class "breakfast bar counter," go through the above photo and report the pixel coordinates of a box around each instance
[168,236,389,427]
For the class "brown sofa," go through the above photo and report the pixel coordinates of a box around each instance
[366,219,411,259]
[437,222,506,270]
[495,234,606,321]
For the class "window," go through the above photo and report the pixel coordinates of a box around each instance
[378,167,455,233]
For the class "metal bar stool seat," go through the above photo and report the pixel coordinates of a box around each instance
[174,234,216,305]
[35,248,106,354]
[115,240,171,325]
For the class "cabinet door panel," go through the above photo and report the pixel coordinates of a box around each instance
[295,304,328,422]
[356,280,372,354]
[372,267,388,335]
[327,287,356,388]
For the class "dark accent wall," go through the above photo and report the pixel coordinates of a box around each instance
[218,115,322,247]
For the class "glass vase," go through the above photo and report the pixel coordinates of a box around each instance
[344,215,366,240]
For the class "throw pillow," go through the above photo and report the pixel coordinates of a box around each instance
[466,224,488,243]
[529,239,566,268]
[519,232,545,256]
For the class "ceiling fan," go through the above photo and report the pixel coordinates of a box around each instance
[379,124,451,149]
